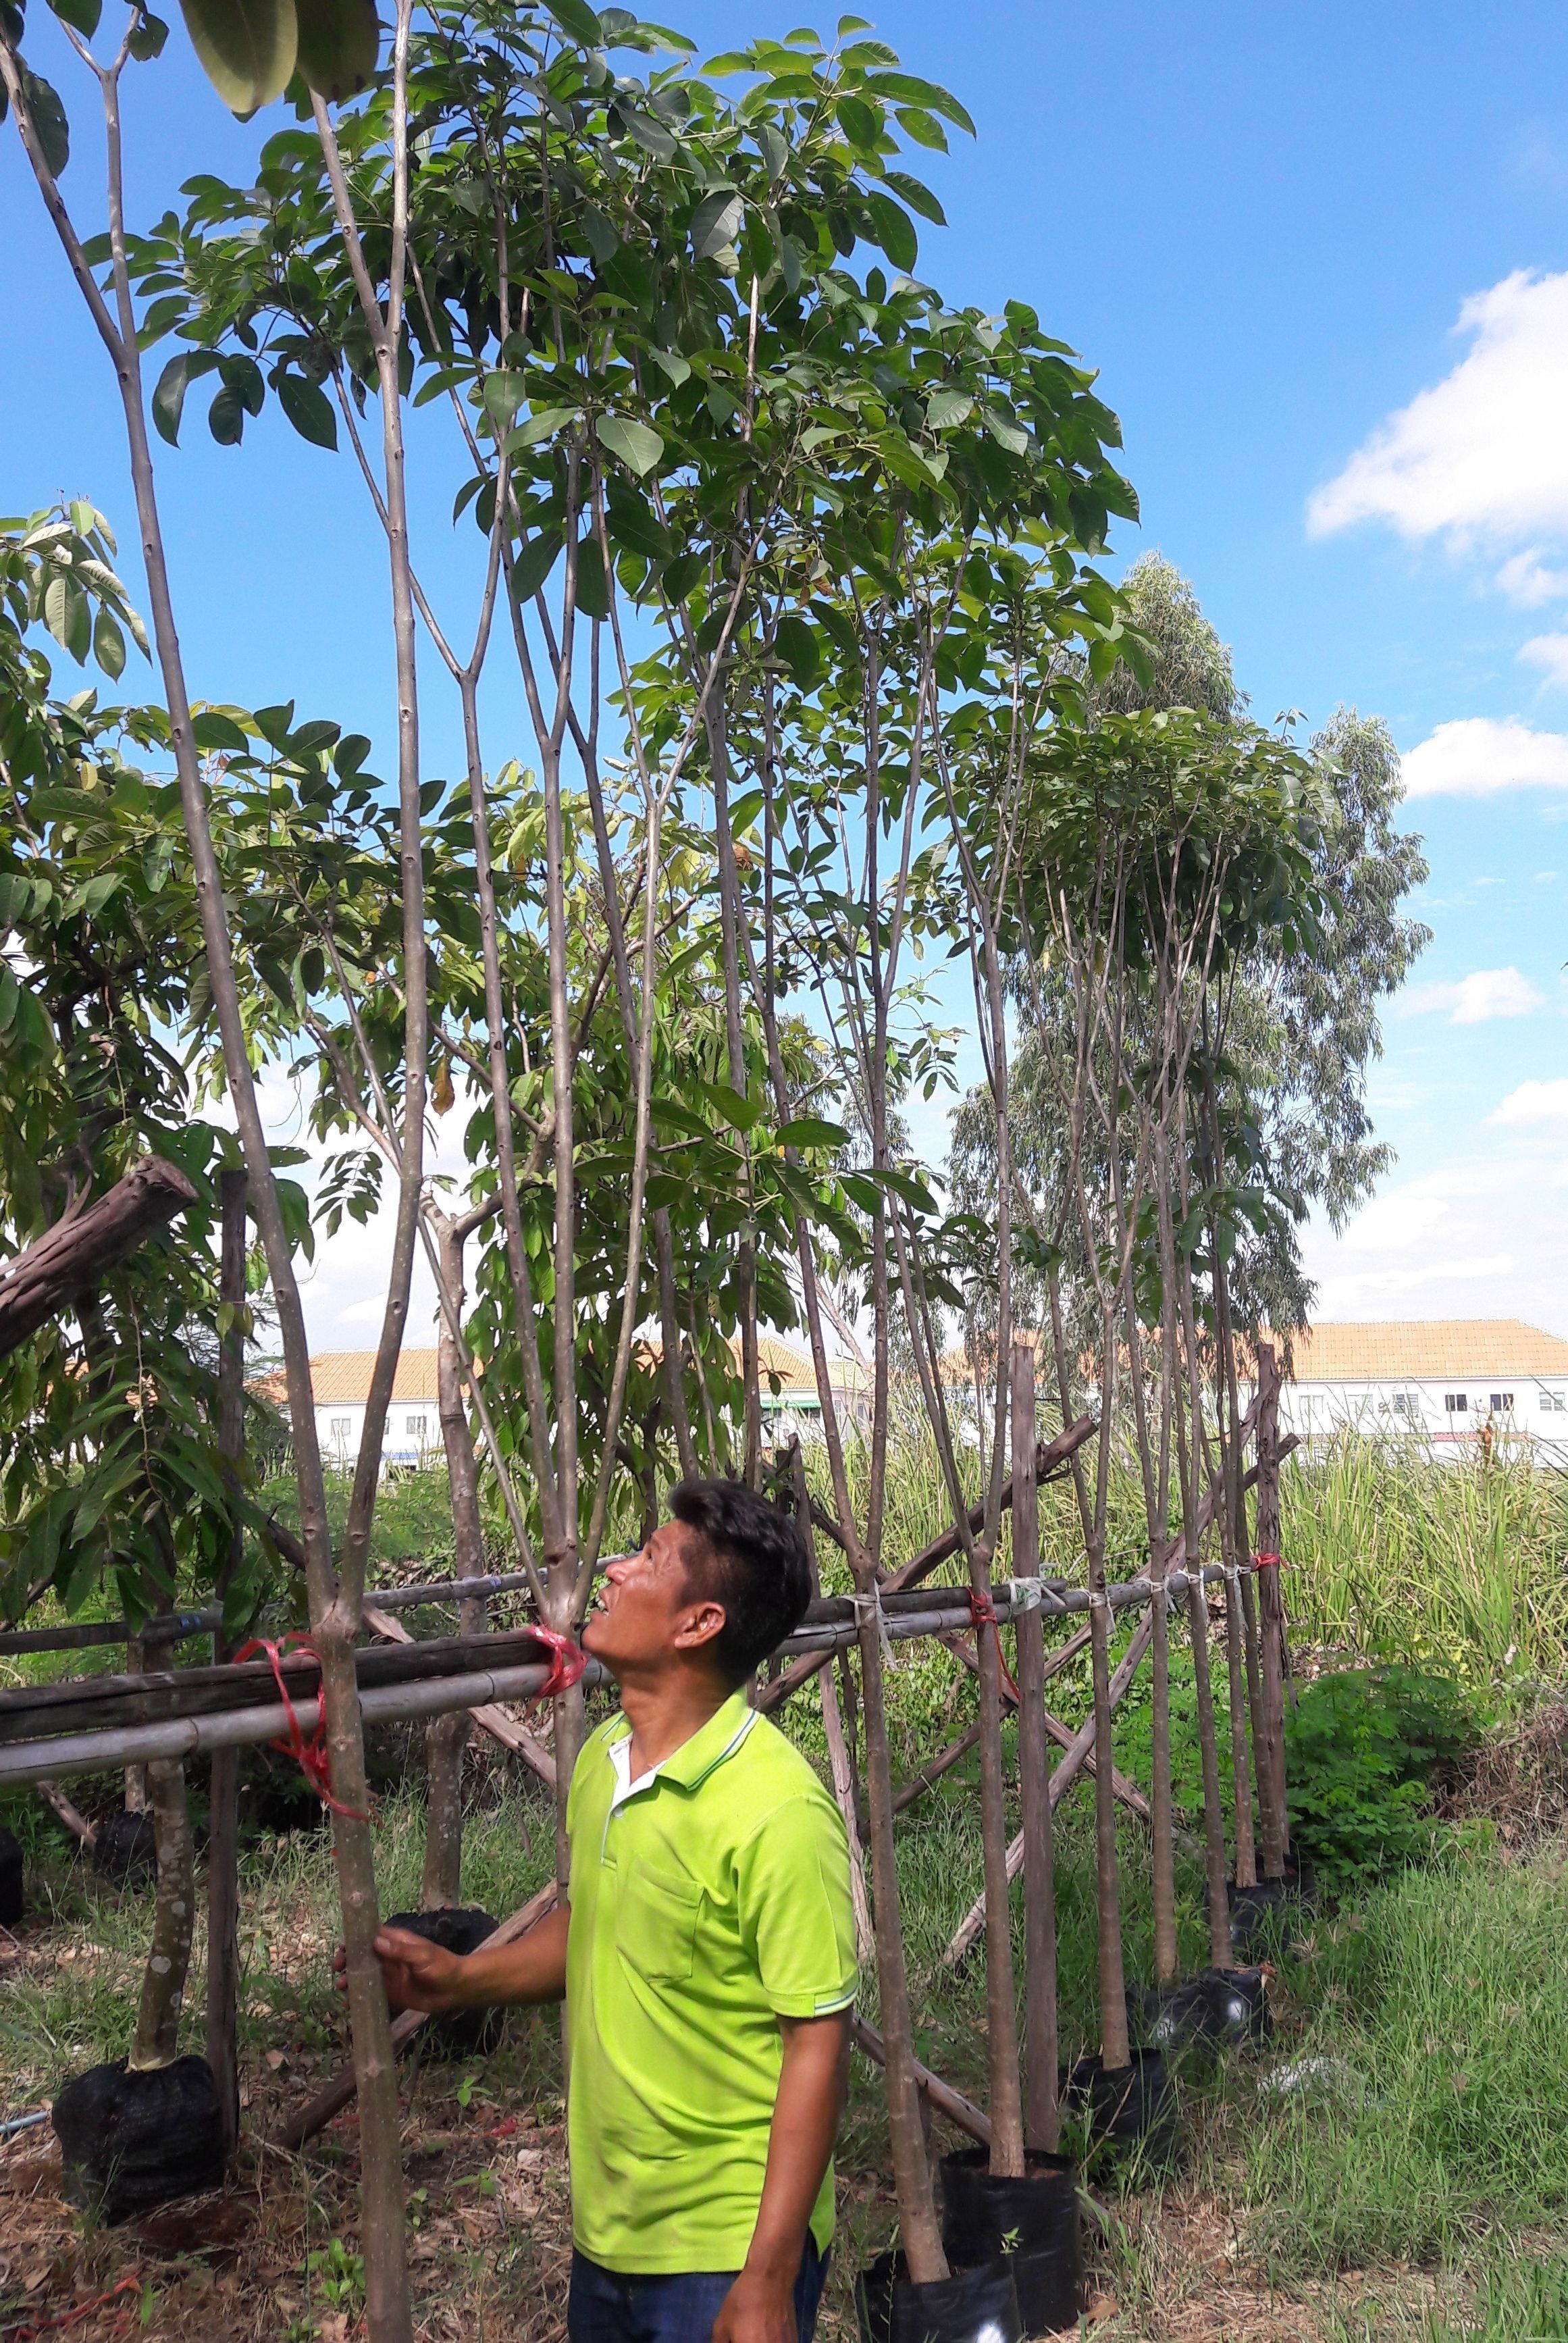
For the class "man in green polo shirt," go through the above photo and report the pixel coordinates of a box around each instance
[367,1479,858,2343]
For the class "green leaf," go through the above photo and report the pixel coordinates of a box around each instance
[177,0,296,114]
[43,571,89,661]
[47,0,101,36]
[92,604,126,680]
[883,168,944,226]
[863,191,916,272]
[604,487,671,563]
[277,369,338,450]
[207,383,247,444]
[22,70,70,177]
[661,550,704,602]
[192,708,251,753]
[128,11,169,59]
[690,188,743,260]
[511,527,563,600]
[572,534,610,621]
[776,1116,848,1152]
[864,71,976,136]
[613,101,677,161]
[545,0,603,44]
[151,349,218,446]
[294,0,378,101]
[482,371,527,430]
[702,1080,762,1132]
[773,611,820,687]
[835,92,880,149]
[596,413,664,478]
[924,387,973,431]
[894,105,947,151]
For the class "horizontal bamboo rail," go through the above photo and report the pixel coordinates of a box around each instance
[0,1658,605,1788]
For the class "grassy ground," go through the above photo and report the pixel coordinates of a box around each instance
[2,1441,1567,2338]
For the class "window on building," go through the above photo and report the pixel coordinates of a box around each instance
[1392,1393,1417,1417]
[406,1414,427,1437]
[1489,1392,1515,1414]
[330,1417,352,1441]
[1544,1391,1567,1414]
[1444,1393,1468,1413]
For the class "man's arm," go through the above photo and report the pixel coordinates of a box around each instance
[710,2010,850,2343]
[339,1903,571,2015]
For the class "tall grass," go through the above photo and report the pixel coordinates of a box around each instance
[1244,1844,1568,2277]
[1280,1436,1568,1693]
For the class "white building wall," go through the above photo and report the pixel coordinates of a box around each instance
[1236,1375,1568,1453]
[314,1401,442,1472]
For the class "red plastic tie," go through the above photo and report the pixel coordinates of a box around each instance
[1253,1551,1285,1572]
[232,1633,369,1821]
[527,1622,588,1703]
[968,1589,1022,1707]
[7,2273,141,2340]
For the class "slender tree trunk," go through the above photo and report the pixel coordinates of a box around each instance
[1086,1548,1130,2068]
[421,1213,486,1910]
[205,1168,246,2152]
[789,1446,872,1966]
[1254,1343,1289,1875]
[129,1758,194,2070]
[1010,1343,1059,2153]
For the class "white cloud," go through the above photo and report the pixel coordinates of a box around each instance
[1398,967,1544,1025]
[1308,270,1568,548]
[1490,1078,1568,1127]
[1401,715,1568,798]
[1301,1141,1568,1333]
[1497,550,1568,607]
[1521,630,1568,688]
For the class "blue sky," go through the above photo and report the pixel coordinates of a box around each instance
[7,1,1568,1340]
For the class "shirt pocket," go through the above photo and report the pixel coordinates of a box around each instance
[614,1861,702,1983]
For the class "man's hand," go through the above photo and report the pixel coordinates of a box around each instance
[710,2264,797,2343]
[334,1927,464,2016]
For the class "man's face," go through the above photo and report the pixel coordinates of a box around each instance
[582,1519,725,1679]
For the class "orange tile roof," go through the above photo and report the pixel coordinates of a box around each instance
[1284,1320,1568,1383]
[303,1350,442,1404]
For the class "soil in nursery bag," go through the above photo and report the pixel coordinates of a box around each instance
[0,1825,23,1926]
[940,2147,1081,2336]
[1138,1966,1272,2057]
[1211,1859,1317,1962]
[382,1907,503,2057]
[91,1808,157,1890]
[1061,2046,1180,2172]
[857,2249,1022,2343]
[53,2056,227,2221]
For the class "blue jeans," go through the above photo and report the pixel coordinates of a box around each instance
[567,2238,829,2342]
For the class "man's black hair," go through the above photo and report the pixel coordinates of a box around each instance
[669,1477,812,1688]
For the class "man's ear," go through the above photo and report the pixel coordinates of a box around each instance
[671,1595,727,1656]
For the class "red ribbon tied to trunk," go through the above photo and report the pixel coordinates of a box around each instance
[529,1622,588,1701]
[232,1632,369,1820]
[968,1587,1022,1707]
[1253,1551,1284,1572]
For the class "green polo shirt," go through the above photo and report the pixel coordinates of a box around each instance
[563,1689,857,2275]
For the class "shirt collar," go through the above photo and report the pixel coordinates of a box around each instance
[603,1688,756,1793]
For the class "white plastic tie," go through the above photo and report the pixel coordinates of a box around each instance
[1003,1576,1044,1614]
[852,1589,895,1666]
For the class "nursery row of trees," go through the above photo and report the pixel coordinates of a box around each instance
[0,1,1427,2334]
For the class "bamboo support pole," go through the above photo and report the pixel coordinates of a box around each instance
[787,1445,873,1968]
[850,2013,992,2151]
[0,1659,587,1788]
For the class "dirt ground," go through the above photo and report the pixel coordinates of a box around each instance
[0,2049,1450,2343]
